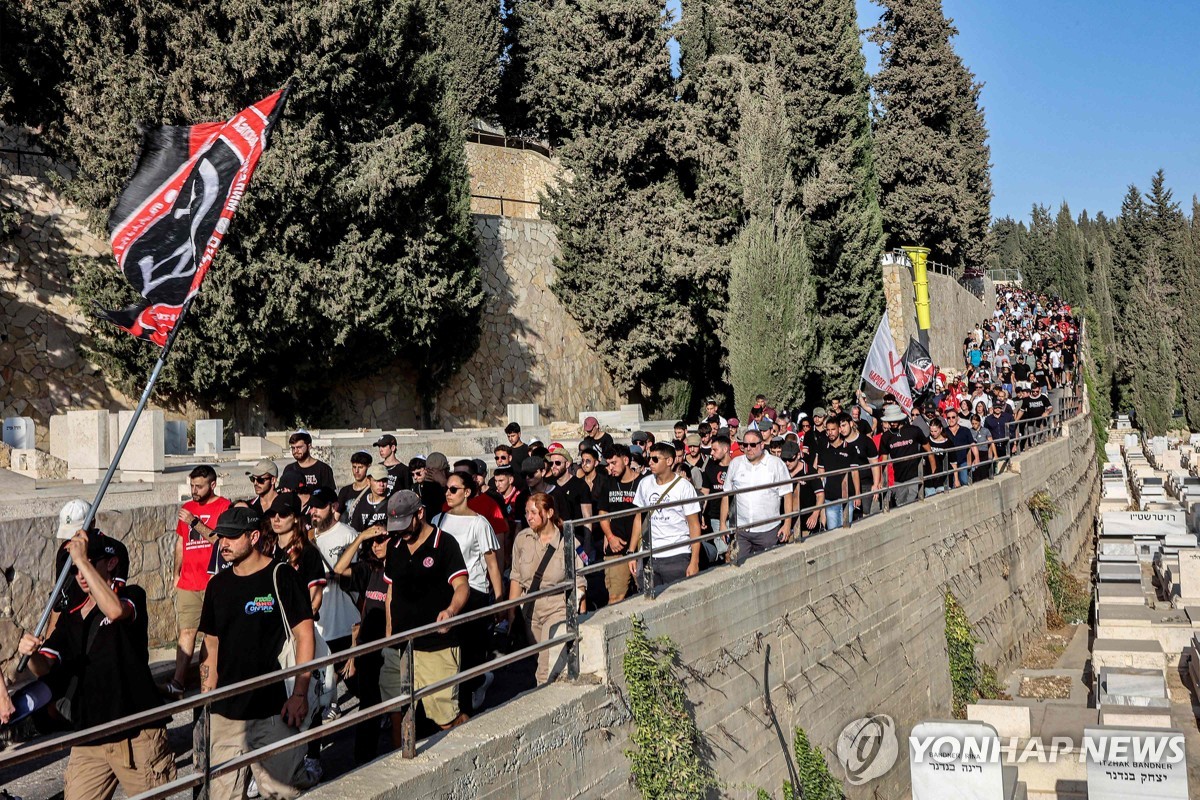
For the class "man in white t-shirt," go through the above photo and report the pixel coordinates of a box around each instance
[307,488,361,721]
[628,442,702,590]
[720,429,793,566]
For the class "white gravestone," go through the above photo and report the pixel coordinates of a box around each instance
[164,420,188,455]
[116,409,164,479]
[1177,550,1200,603]
[910,720,1007,800]
[1084,726,1188,799]
[195,419,223,455]
[1101,512,1185,539]
[66,409,110,481]
[2,416,34,449]
[505,404,540,428]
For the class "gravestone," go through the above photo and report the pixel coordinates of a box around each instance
[1098,667,1168,708]
[164,420,188,455]
[240,435,283,458]
[1177,550,1200,604]
[910,720,1009,800]
[505,403,540,428]
[2,416,34,449]
[48,414,68,461]
[66,409,110,481]
[116,409,164,480]
[1084,726,1188,799]
[1101,512,1184,538]
[195,419,223,455]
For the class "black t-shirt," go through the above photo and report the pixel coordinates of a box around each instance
[1022,394,1052,419]
[344,561,389,644]
[880,425,929,483]
[419,480,448,523]
[928,436,953,488]
[599,474,642,547]
[946,426,975,466]
[855,419,873,438]
[499,486,530,533]
[42,585,161,740]
[280,459,336,493]
[551,476,592,523]
[384,462,412,496]
[803,431,825,466]
[384,528,468,651]
[510,443,530,469]
[338,483,368,513]
[701,458,728,497]
[843,434,879,491]
[582,432,614,455]
[1012,362,1031,382]
[349,494,389,533]
[818,442,855,501]
[198,560,314,720]
[271,543,328,594]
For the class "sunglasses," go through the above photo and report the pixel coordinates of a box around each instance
[742,441,763,448]
[446,485,468,494]
[250,475,272,484]
[549,460,568,467]
[648,456,667,464]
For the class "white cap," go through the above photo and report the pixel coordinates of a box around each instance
[57,499,91,539]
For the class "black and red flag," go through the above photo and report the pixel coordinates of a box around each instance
[902,336,938,400]
[98,88,288,346]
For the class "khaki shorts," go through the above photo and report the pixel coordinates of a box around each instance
[379,646,461,726]
[175,588,205,631]
[64,726,175,800]
[604,559,633,601]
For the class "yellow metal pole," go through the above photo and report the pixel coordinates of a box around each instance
[902,246,932,349]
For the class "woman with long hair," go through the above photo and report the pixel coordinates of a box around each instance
[331,526,394,763]
[262,493,326,614]
[507,493,586,685]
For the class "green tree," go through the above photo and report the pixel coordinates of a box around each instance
[1110,184,1149,412]
[436,0,504,124]
[518,0,690,398]
[726,68,817,414]
[55,0,481,425]
[1176,195,1200,427]
[1125,250,1177,434]
[1023,204,1056,292]
[870,0,992,274]
[986,216,1029,278]
[1052,202,1087,305]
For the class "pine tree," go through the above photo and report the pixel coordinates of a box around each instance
[518,0,689,397]
[986,217,1028,278]
[56,0,482,423]
[1023,204,1056,292]
[726,67,817,414]
[1052,202,1087,305]
[870,0,992,274]
[1110,184,1148,412]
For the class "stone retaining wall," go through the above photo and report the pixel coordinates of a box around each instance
[884,260,998,372]
[309,412,1098,800]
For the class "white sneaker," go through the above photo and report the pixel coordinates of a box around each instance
[246,775,260,798]
[471,671,495,711]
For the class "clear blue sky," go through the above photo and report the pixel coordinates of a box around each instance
[667,1,1200,222]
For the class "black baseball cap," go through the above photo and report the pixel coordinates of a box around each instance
[85,531,127,561]
[214,506,263,538]
[521,455,545,475]
[386,490,423,532]
[307,487,338,508]
[266,493,302,518]
[373,434,397,447]
[631,431,649,444]
[780,441,801,461]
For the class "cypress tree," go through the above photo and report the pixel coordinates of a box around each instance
[1052,202,1087,305]
[701,0,883,399]
[1180,195,1200,427]
[56,0,482,423]
[726,67,816,414]
[1125,250,1177,434]
[517,0,689,397]
[1110,184,1148,413]
[1023,204,1056,292]
[436,0,504,124]
[870,0,992,274]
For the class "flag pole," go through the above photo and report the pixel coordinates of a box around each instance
[18,296,196,673]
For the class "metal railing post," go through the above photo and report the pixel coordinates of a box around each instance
[401,641,416,759]
[641,514,655,600]
[196,702,212,800]
[563,520,580,680]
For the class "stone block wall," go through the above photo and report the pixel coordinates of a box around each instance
[464,140,559,218]
[436,216,621,427]
[884,258,998,372]
[311,412,1098,800]
[0,128,139,446]
[0,494,178,673]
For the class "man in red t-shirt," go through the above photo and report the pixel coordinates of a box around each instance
[166,464,230,697]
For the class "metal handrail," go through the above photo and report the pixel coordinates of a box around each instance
[469,193,543,218]
[0,394,1082,791]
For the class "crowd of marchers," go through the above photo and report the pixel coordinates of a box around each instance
[0,286,1078,800]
